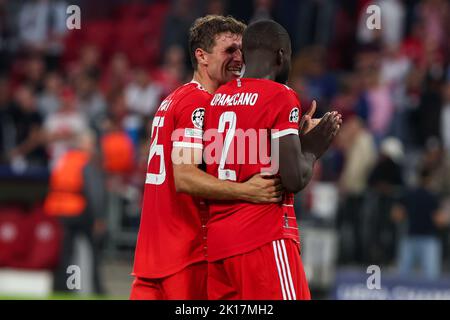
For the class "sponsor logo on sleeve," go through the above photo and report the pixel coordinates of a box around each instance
[184,128,203,139]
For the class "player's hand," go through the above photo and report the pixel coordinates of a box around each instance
[300,111,342,159]
[299,100,318,134]
[242,173,283,204]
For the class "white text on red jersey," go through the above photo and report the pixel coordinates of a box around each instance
[210,93,259,107]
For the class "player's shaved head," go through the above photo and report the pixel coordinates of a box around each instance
[189,15,246,70]
[242,20,292,84]
[242,20,291,57]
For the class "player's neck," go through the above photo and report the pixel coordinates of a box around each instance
[242,63,275,81]
[192,71,218,94]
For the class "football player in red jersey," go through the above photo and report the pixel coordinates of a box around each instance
[130,16,283,300]
[203,20,342,300]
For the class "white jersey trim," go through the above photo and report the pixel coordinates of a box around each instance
[189,80,208,93]
[271,129,299,139]
[173,141,203,149]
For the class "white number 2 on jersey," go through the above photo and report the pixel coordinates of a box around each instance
[146,116,166,185]
[218,111,237,181]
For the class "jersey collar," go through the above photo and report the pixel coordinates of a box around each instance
[189,80,208,93]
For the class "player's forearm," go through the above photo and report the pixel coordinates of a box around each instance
[297,151,316,190]
[173,164,247,201]
[279,135,316,193]
[282,152,316,193]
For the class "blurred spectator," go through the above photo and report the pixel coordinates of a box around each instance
[104,91,128,132]
[125,68,162,119]
[295,0,336,50]
[102,90,135,167]
[291,46,337,115]
[417,0,450,51]
[0,0,14,73]
[2,85,47,171]
[414,75,443,147]
[0,76,11,164]
[359,67,394,143]
[105,90,143,149]
[152,45,187,96]
[421,137,450,267]
[391,167,448,280]
[336,116,377,264]
[249,0,273,23]
[380,43,413,143]
[68,45,102,82]
[37,71,64,117]
[161,0,198,63]
[442,82,450,152]
[43,88,88,168]
[205,0,225,15]
[100,52,132,97]
[400,20,426,68]
[18,0,68,69]
[369,137,404,193]
[22,54,47,94]
[421,138,450,199]
[357,0,405,47]
[74,72,107,132]
[338,117,377,195]
[330,73,360,119]
[380,44,411,90]
[367,137,405,264]
[44,130,106,294]
[101,125,135,177]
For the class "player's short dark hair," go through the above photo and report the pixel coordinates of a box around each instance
[188,15,246,70]
[242,20,291,56]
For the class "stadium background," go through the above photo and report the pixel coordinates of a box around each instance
[0,0,449,299]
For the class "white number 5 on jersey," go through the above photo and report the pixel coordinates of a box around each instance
[146,116,166,185]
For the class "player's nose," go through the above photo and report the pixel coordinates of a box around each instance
[232,49,242,62]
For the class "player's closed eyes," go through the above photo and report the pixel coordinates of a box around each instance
[225,47,240,54]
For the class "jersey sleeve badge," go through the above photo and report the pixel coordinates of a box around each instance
[192,108,205,129]
[289,107,300,123]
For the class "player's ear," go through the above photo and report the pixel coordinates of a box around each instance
[276,48,284,66]
[195,48,208,67]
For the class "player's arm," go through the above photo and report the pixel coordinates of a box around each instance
[278,112,341,193]
[278,135,316,193]
[172,147,282,203]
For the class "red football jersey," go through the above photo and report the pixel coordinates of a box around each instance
[203,78,302,262]
[132,81,210,278]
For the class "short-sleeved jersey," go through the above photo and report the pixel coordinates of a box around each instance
[132,81,211,278]
[203,78,303,262]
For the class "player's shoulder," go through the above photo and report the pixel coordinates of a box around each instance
[243,78,296,96]
[172,81,211,104]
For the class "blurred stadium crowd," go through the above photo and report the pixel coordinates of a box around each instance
[0,0,449,298]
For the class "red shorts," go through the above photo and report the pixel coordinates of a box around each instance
[208,239,311,300]
[130,261,207,300]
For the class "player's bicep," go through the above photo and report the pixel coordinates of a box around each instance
[172,144,202,193]
[171,103,205,164]
[172,146,203,166]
